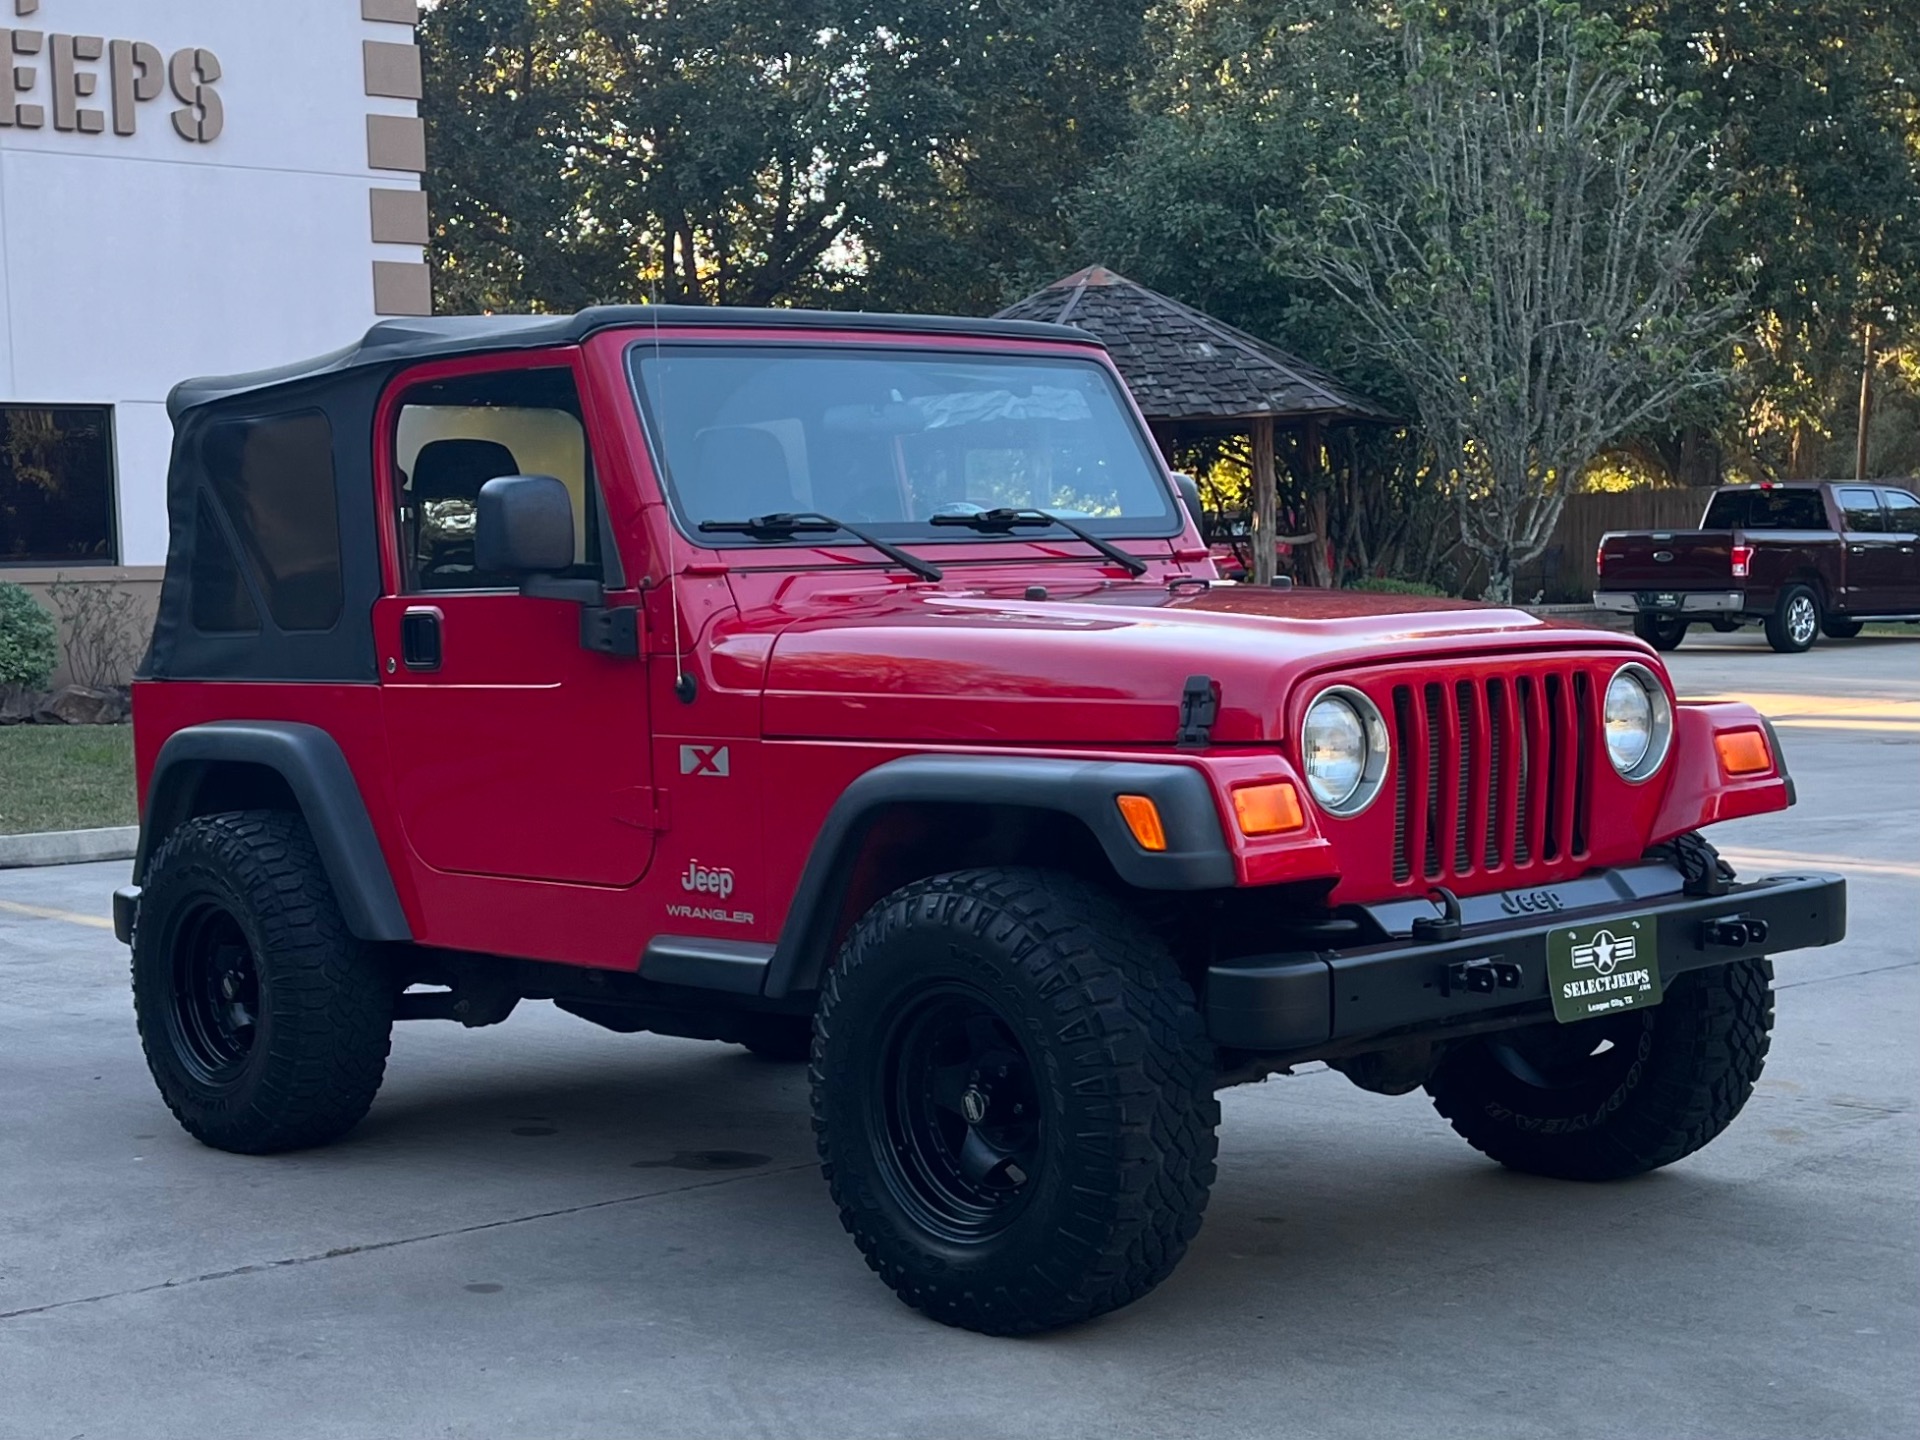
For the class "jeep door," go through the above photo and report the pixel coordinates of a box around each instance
[373,351,656,887]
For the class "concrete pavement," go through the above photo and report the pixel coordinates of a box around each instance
[1,635,1914,1439]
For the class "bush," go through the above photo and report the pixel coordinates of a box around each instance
[0,583,59,688]
[1351,576,1450,598]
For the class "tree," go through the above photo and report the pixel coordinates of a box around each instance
[1277,0,1738,600]
[421,0,1149,315]
[1632,1,1920,480]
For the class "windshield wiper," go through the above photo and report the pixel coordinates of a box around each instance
[698,511,944,582]
[928,507,1150,576]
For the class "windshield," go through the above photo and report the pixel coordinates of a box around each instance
[628,345,1178,544]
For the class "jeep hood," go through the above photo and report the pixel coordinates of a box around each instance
[750,582,1641,745]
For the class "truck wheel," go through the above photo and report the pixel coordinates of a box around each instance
[132,811,393,1154]
[1821,618,1864,640]
[1632,613,1688,651]
[812,868,1218,1335]
[1424,959,1772,1181]
[1765,584,1821,652]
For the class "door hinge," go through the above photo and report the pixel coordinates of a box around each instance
[613,786,669,830]
[582,604,640,657]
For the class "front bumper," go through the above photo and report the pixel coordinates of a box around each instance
[1594,590,1745,615]
[1206,865,1845,1054]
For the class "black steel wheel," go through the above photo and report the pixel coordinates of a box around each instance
[1425,960,1773,1180]
[166,902,261,1085]
[1765,584,1821,653]
[872,985,1042,1241]
[133,811,393,1154]
[1632,612,1688,651]
[813,868,1218,1335]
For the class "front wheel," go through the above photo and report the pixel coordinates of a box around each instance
[1765,584,1821,653]
[812,868,1218,1335]
[132,811,393,1154]
[1424,960,1772,1180]
[1632,612,1688,651]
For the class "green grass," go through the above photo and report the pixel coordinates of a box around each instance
[0,725,137,835]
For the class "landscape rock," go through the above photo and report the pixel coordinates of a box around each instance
[1,685,49,724]
[34,685,122,725]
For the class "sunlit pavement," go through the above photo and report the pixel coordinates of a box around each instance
[2,635,1914,1440]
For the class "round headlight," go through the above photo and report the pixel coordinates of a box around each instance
[1604,664,1672,781]
[1301,688,1389,815]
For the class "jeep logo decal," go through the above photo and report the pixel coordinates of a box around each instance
[681,860,735,899]
[680,744,729,776]
[1500,888,1565,916]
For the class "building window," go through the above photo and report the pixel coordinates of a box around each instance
[0,405,118,565]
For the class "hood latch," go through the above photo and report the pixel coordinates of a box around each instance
[1177,674,1219,748]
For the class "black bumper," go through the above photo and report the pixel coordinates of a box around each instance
[1206,867,1846,1055]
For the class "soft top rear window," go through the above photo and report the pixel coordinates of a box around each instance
[1701,488,1827,531]
[628,345,1178,544]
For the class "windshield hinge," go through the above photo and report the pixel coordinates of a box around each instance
[1177,674,1219,748]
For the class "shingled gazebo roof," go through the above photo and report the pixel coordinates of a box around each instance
[996,266,1390,425]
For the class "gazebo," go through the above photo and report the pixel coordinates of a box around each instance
[997,266,1390,584]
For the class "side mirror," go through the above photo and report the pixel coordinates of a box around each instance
[475,474,575,574]
[1172,472,1207,540]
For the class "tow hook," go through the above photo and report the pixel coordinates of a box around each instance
[1701,916,1770,950]
[1441,957,1523,997]
[1411,886,1464,943]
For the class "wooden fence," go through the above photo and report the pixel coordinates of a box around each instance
[1516,488,1719,601]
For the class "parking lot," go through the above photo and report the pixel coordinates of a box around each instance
[2,631,1915,1440]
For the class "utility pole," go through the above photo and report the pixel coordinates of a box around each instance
[1855,323,1876,482]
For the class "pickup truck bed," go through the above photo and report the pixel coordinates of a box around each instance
[1596,481,1920,652]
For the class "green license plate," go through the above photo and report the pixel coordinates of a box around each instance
[1546,916,1663,1024]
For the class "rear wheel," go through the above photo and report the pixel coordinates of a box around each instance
[1821,617,1864,640]
[812,868,1218,1335]
[1765,584,1821,652]
[132,811,393,1154]
[1632,612,1688,651]
[1424,960,1772,1180]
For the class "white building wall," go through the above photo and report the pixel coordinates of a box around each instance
[0,0,427,567]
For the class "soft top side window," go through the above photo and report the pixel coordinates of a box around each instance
[390,366,610,593]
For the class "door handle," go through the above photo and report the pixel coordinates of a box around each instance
[401,606,443,671]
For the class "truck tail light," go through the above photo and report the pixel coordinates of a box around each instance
[1115,794,1168,851]
[1715,728,1773,777]
[1595,541,1606,578]
[1731,543,1753,579]
[1232,781,1306,837]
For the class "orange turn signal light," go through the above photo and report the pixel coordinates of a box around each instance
[1115,794,1168,852]
[1232,781,1306,837]
[1715,729,1773,777]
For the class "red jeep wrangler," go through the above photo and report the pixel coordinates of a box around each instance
[120,307,1845,1335]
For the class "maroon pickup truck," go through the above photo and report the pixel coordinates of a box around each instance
[1595,481,1920,652]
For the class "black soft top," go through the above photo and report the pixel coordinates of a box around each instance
[167,305,1096,418]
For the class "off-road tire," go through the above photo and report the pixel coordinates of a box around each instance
[132,810,393,1154]
[812,868,1218,1335]
[1765,584,1821,653]
[1822,617,1864,640]
[1424,959,1773,1181]
[1632,612,1688,651]
[738,1015,814,1063]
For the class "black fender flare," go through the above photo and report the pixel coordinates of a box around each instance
[136,720,412,942]
[760,755,1234,997]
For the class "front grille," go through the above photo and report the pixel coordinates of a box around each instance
[1389,667,1593,886]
